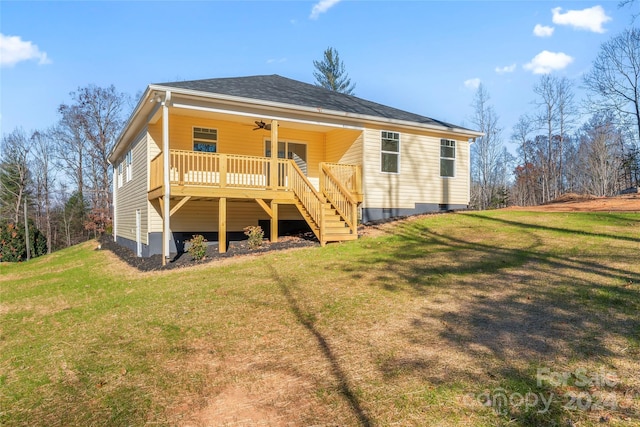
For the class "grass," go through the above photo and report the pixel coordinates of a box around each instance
[1,210,639,426]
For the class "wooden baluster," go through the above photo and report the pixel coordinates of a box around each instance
[220,154,227,187]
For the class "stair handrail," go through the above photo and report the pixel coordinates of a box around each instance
[321,162,361,195]
[320,163,357,233]
[287,161,326,243]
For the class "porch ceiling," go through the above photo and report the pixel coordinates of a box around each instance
[171,107,342,133]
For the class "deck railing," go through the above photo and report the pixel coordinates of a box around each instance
[149,152,164,192]
[321,162,362,198]
[166,150,289,189]
[320,163,358,233]
[149,151,361,242]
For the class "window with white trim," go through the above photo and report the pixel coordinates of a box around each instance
[117,161,123,188]
[125,150,132,182]
[440,139,456,177]
[193,127,217,152]
[381,131,400,173]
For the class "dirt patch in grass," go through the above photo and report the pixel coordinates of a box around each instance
[182,371,314,427]
[506,193,640,212]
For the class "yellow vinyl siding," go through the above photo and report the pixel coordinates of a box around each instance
[325,129,363,165]
[160,113,327,179]
[362,128,470,209]
[267,128,324,178]
[147,129,163,233]
[115,132,149,243]
[169,200,302,232]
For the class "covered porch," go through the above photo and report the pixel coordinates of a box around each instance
[149,150,362,262]
[148,93,365,263]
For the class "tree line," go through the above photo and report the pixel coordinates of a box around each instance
[0,85,129,261]
[470,27,640,209]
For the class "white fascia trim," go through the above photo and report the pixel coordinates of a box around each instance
[171,102,364,131]
[109,86,155,163]
[149,84,483,138]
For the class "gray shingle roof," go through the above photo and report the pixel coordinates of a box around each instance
[155,74,469,131]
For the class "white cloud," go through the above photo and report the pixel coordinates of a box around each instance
[523,50,574,74]
[533,24,554,37]
[310,0,341,19]
[464,78,481,90]
[267,57,287,64]
[551,6,611,33]
[0,34,51,67]
[495,64,517,74]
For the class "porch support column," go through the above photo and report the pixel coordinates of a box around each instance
[219,197,227,253]
[270,120,278,189]
[162,90,172,265]
[270,201,278,243]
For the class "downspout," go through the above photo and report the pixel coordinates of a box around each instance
[360,130,366,222]
[112,163,117,242]
[468,137,476,208]
[163,91,172,263]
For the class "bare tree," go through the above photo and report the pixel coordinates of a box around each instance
[555,77,577,193]
[470,84,505,209]
[60,85,127,216]
[533,75,559,202]
[583,27,640,187]
[618,0,639,22]
[511,114,538,206]
[562,135,581,193]
[576,113,626,196]
[53,104,88,202]
[31,130,56,254]
[0,129,32,224]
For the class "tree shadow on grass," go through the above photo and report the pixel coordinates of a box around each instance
[351,217,639,296]
[342,214,640,425]
[267,264,373,427]
[464,212,640,243]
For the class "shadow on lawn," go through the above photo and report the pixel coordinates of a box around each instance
[267,264,373,427]
[345,214,640,425]
[464,212,640,243]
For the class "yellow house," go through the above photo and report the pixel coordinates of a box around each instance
[108,75,481,261]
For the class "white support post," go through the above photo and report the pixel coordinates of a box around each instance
[162,91,172,264]
[270,120,278,188]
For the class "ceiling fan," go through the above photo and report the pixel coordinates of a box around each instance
[253,120,272,131]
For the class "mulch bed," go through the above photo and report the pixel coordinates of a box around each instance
[98,233,319,272]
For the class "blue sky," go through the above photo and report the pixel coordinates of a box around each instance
[1,0,635,147]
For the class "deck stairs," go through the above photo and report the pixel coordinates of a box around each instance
[289,163,357,246]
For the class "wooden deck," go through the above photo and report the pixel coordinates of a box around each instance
[149,150,362,252]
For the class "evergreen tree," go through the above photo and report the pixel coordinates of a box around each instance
[313,47,356,95]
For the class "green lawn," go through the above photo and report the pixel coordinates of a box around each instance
[1,210,639,426]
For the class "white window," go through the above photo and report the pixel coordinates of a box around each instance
[125,150,132,182]
[381,131,400,173]
[193,127,217,152]
[117,161,123,188]
[440,139,456,177]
